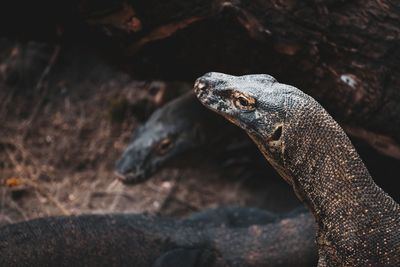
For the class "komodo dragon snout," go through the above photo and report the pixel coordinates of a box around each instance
[194,72,296,184]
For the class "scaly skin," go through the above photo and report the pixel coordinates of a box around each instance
[194,72,400,266]
[115,91,244,184]
[0,208,316,267]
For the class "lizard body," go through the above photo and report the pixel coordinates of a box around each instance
[0,208,316,267]
[194,72,400,266]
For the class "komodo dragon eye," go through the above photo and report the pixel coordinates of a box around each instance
[232,92,256,111]
[156,137,174,155]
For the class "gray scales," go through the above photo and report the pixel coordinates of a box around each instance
[0,207,316,267]
[194,72,400,266]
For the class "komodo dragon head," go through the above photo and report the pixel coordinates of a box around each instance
[115,92,208,184]
[194,72,310,189]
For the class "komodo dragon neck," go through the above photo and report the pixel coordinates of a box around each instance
[281,101,400,265]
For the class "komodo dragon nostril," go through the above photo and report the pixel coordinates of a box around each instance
[194,78,208,92]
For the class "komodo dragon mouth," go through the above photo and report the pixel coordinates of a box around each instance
[194,72,400,267]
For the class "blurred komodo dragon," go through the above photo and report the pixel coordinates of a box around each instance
[194,72,400,266]
[115,91,250,184]
[0,207,317,267]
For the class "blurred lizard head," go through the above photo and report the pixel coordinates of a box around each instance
[115,92,207,184]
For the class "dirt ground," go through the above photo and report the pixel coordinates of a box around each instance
[0,40,302,227]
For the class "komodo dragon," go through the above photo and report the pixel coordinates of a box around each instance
[115,91,248,184]
[194,72,400,266]
[0,207,316,267]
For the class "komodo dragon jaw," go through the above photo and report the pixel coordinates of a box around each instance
[194,72,400,266]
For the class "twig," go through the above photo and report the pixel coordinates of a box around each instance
[24,179,70,216]
[7,140,41,170]
[4,146,70,216]
[82,179,101,209]
[169,197,199,211]
[0,44,20,119]
[7,199,29,221]
[90,191,137,202]
[158,176,181,212]
[0,188,6,219]
[33,190,51,218]
[107,179,124,212]
[0,85,17,120]
[22,45,61,140]
[0,214,14,225]
[106,179,121,192]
